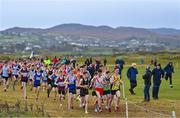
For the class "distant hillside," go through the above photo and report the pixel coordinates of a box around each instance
[150,28,180,36]
[0,24,180,54]
[2,27,43,34]
[2,24,180,41]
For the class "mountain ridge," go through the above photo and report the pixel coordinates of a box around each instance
[0,23,180,54]
[1,23,179,41]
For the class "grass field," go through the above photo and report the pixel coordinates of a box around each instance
[0,53,180,117]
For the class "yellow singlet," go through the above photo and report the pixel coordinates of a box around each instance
[112,74,121,91]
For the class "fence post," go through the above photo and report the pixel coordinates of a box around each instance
[172,111,176,118]
[122,81,125,99]
[67,88,70,111]
[125,98,128,118]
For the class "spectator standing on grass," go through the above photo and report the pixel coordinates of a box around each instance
[103,58,107,66]
[85,58,90,66]
[89,57,92,64]
[152,63,164,100]
[142,66,152,102]
[87,64,95,84]
[119,59,125,79]
[151,58,157,66]
[95,59,101,71]
[164,62,174,88]
[115,58,125,79]
[141,57,144,65]
[127,63,138,95]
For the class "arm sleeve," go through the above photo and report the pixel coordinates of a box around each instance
[164,65,167,72]
[161,69,165,78]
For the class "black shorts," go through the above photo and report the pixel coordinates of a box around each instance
[69,89,76,94]
[51,84,57,88]
[80,88,89,97]
[103,90,111,95]
[2,76,9,81]
[47,78,51,85]
[58,89,66,95]
[111,89,119,95]
[21,78,28,83]
[92,90,97,96]
[76,86,81,89]
[165,74,172,80]
[12,75,18,78]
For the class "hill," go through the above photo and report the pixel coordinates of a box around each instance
[0,24,180,54]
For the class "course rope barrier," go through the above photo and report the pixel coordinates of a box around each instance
[121,81,175,118]
[127,100,172,117]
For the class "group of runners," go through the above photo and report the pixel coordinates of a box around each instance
[0,56,174,113]
[0,57,124,113]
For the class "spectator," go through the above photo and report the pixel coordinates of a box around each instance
[127,63,138,95]
[152,64,164,100]
[142,66,152,101]
[103,58,107,66]
[164,62,174,88]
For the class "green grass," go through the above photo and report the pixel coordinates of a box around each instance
[0,53,180,117]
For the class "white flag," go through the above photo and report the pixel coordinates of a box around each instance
[30,51,34,58]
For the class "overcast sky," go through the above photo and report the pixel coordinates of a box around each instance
[0,0,180,30]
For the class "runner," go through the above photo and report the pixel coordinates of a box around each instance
[94,69,105,112]
[90,72,99,112]
[164,62,174,88]
[51,69,58,100]
[103,71,111,112]
[42,66,48,92]
[29,65,35,91]
[19,63,29,100]
[47,65,53,98]
[75,68,82,104]
[2,61,10,92]
[110,68,123,112]
[66,69,77,110]
[79,71,90,114]
[76,66,85,106]
[12,61,20,91]
[33,67,43,101]
[56,70,66,106]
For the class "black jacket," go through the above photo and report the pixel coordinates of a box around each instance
[142,69,152,85]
